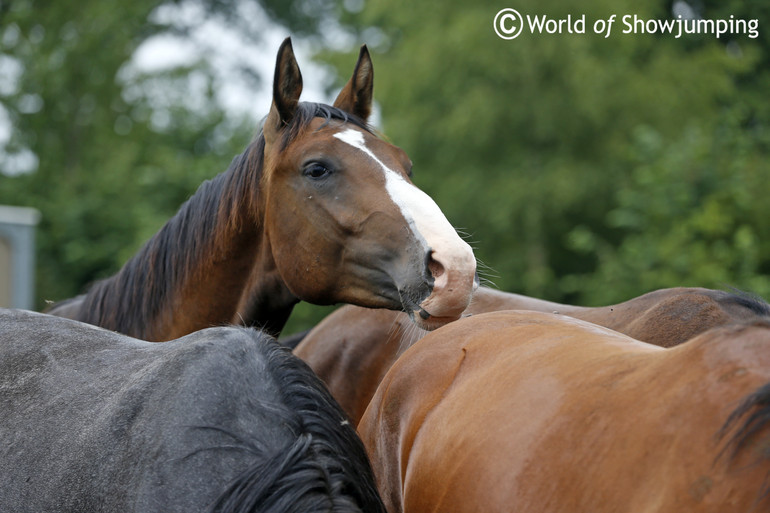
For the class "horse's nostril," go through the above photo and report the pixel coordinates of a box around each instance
[429,259,444,280]
[427,250,445,280]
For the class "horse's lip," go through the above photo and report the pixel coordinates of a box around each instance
[406,308,464,331]
[401,293,463,329]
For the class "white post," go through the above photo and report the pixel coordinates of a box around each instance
[0,205,41,310]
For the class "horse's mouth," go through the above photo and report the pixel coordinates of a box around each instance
[406,306,463,331]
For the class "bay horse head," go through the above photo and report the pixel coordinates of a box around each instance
[259,38,477,331]
[46,38,476,340]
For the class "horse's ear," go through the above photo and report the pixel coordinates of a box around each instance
[333,44,373,122]
[264,37,303,145]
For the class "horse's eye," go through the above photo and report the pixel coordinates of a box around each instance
[303,162,332,180]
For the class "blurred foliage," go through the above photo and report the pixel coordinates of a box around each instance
[317,0,770,306]
[0,0,255,303]
[1,0,768,337]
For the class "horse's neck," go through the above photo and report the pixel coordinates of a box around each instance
[156,221,266,339]
[146,221,298,341]
[233,247,300,338]
[74,159,297,341]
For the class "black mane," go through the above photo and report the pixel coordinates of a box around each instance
[207,334,386,513]
[0,308,385,511]
[72,102,371,340]
[720,289,770,317]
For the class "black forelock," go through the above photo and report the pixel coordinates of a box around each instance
[278,102,374,150]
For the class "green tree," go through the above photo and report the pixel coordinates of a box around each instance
[3,0,768,335]
[0,0,257,305]
[318,0,770,305]
[563,120,770,303]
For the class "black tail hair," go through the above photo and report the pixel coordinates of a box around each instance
[717,381,770,502]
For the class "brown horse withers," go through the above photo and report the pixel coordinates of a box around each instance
[294,286,770,425]
[47,38,476,341]
[359,311,770,513]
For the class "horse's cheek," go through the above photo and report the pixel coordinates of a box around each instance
[270,213,340,302]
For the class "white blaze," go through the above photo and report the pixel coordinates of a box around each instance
[333,129,461,253]
[333,128,476,319]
